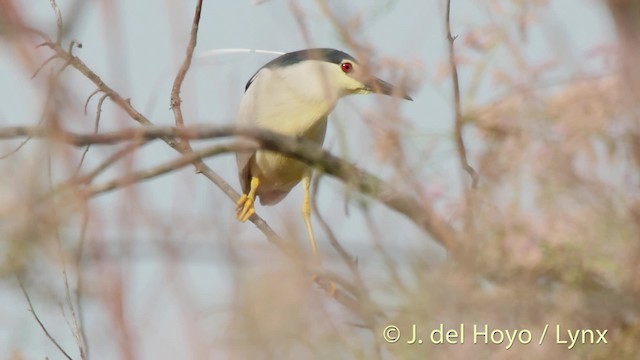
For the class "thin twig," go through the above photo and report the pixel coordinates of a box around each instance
[32,54,59,79]
[83,89,101,115]
[445,0,478,188]
[74,93,108,175]
[47,141,148,199]
[170,0,203,118]
[79,140,148,184]
[0,134,34,159]
[17,278,74,360]
[170,0,203,160]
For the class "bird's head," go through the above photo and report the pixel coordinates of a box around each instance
[246,48,413,101]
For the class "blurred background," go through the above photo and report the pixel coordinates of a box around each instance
[0,0,637,359]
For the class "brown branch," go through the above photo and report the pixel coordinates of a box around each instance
[85,141,255,196]
[77,141,148,185]
[170,0,203,157]
[170,0,202,124]
[445,0,478,188]
[31,54,58,79]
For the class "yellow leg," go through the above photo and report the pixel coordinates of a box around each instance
[302,174,336,297]
[236,176,259,222]
[302,174,318,257]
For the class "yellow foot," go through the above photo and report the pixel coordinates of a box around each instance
[236,177,260,222]
[235,194,255,222]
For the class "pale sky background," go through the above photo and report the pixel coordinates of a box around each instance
[0,0,614,358]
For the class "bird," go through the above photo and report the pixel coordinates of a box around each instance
[235,48,412,256]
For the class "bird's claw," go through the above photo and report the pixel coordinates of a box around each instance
[236,194,255,222]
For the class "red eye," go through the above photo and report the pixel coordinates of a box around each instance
[341,62,353,73]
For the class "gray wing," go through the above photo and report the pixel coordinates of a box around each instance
[235,73,261,193]
[236,151,254,194]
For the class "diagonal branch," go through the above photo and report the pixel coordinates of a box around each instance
[85,141,255,196]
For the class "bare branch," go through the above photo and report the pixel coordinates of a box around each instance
[170,0,203,124]
[78,141,148,185]
[85,141,255,196]
[445,0,478,188]
[170,0,203,167]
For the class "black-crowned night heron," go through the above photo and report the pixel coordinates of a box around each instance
[235,48,412,256]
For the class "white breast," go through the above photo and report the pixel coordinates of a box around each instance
[238,62,340,135]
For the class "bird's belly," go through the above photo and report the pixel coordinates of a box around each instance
[252,112,328,194]
[253,151,308,191]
